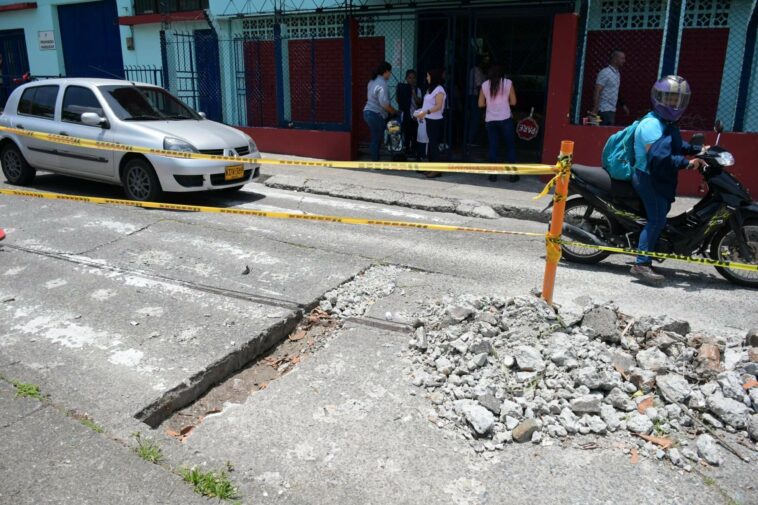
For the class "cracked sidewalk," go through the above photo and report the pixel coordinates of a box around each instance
[257,152,698,222]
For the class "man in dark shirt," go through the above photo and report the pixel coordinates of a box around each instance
[396,69,422,157]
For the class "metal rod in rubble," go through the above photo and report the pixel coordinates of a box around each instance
[542,140,574,305]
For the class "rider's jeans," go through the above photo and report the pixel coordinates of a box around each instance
[632,169,671,265]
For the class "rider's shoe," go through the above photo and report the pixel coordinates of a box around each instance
[630,264,664,284]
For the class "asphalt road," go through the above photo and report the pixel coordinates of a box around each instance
[1,171,756,504]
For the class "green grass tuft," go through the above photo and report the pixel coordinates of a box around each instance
[180,466,238,500]
[80,418,104,433]
[12,381,41,399]
[133,432,163,464]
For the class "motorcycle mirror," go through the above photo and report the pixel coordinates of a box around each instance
[691,133,705,146]
[713,120,723,134]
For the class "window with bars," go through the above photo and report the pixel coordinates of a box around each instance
[241,13,376,40]
[134,0,209,16]
[683,0,730,28]
[598,0,665,30]
[243,17,275,40]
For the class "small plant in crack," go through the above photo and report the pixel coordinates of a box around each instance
[180,466,239,500]
[133,432,163,464]
[80,418,104,433]
[12,381,41,399]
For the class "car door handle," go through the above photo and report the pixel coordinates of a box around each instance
[15,124,24,130]
[58,132,69,136]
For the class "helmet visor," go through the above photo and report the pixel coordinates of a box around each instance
[652,89,691,110]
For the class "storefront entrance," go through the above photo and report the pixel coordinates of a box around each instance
[417,3,571,163]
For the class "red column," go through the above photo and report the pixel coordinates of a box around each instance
[541,13,579,164]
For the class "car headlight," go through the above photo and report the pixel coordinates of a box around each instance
[715,151,734,167]
[244,134,258,154]
[164,137,198,153]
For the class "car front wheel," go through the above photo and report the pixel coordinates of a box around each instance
[1,143,36,185]
[123,158,163,202]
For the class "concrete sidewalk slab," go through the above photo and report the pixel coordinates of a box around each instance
[258,154,699,222]
[0,382,209,505]
[179,318,735,505]
[0,246,296,432]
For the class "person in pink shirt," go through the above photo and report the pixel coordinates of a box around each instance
[479,63,519,182]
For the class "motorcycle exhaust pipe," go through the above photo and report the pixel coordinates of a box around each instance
[562,223,608,246]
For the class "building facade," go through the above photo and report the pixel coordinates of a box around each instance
[1,0,756,194]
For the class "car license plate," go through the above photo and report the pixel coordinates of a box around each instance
[224,164,244,181]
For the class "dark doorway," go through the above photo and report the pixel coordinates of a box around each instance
[58,0,124,79]
[194,29,223,122]
[417,8,555,163]
[0,29,30,108]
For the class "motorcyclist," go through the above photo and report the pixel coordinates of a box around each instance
[630,75,707,284]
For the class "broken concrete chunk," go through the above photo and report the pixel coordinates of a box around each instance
[449,305,475,322]
[570,394,602,414]
[707,393,750,429]
[513,345,545,372]
[696,434,723,466]
[512,419,540,443]
[461,404,496,435]
[581,306,619,342]
[629,368,657,393]
[626,412,654,434]
[656,373,692,404]
[635,347,671,372]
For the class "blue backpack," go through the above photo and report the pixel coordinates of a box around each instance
[601,112,655,181]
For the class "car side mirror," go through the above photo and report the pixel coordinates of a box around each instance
[81,112,106,127]
[198,112,207,119]
[713,120,723,134]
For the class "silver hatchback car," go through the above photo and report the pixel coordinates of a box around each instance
[0,78,260,200]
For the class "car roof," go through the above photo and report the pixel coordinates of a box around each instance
[22,78,157,88]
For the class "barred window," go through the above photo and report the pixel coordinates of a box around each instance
[683,0,730,28]
[242,17,275,40]
[242,13,376,40]
[598,0,665,30]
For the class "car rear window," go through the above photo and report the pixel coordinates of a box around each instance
[18,85,59,119]
[62,86,104,124]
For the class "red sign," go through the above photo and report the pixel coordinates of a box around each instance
[517,116,540,141]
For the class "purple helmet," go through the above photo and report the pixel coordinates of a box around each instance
[651,75,691,122]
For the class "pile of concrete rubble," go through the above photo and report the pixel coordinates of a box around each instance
[407,294,758,468]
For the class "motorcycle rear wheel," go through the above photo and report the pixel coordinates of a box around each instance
[560,198,613,264]
[710,219,758,288]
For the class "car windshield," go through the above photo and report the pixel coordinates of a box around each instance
[99,85,200,121]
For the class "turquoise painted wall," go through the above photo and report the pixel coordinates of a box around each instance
[0,0,135,76]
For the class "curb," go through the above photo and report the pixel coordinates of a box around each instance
[262,175,550,224]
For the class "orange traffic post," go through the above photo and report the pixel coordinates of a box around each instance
[542,140,574,305]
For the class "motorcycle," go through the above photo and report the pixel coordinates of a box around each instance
[558,124,758,288]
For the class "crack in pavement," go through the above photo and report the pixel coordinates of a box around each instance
[0,401,47,431]
[74,219,166,256]
[3,244,305,311]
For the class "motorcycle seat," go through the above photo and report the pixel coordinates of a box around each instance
[572,164,639,199]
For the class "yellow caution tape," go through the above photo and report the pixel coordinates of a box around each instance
[2,188,756,273]
[551,237,758,273]
[535,153,572,200]
[0,125,556,176]
[0,188,544,238]
[545,233,563,265]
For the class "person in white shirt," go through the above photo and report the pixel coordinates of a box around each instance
[591,49,629,126]
[415,69,447,178]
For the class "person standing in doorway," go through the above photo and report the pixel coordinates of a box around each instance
[396,69,423,157]
[415,69,447,178]
[466,54,489,146]
[479,63,519,182]
[591,49,629,126]
[363,61,398,161]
